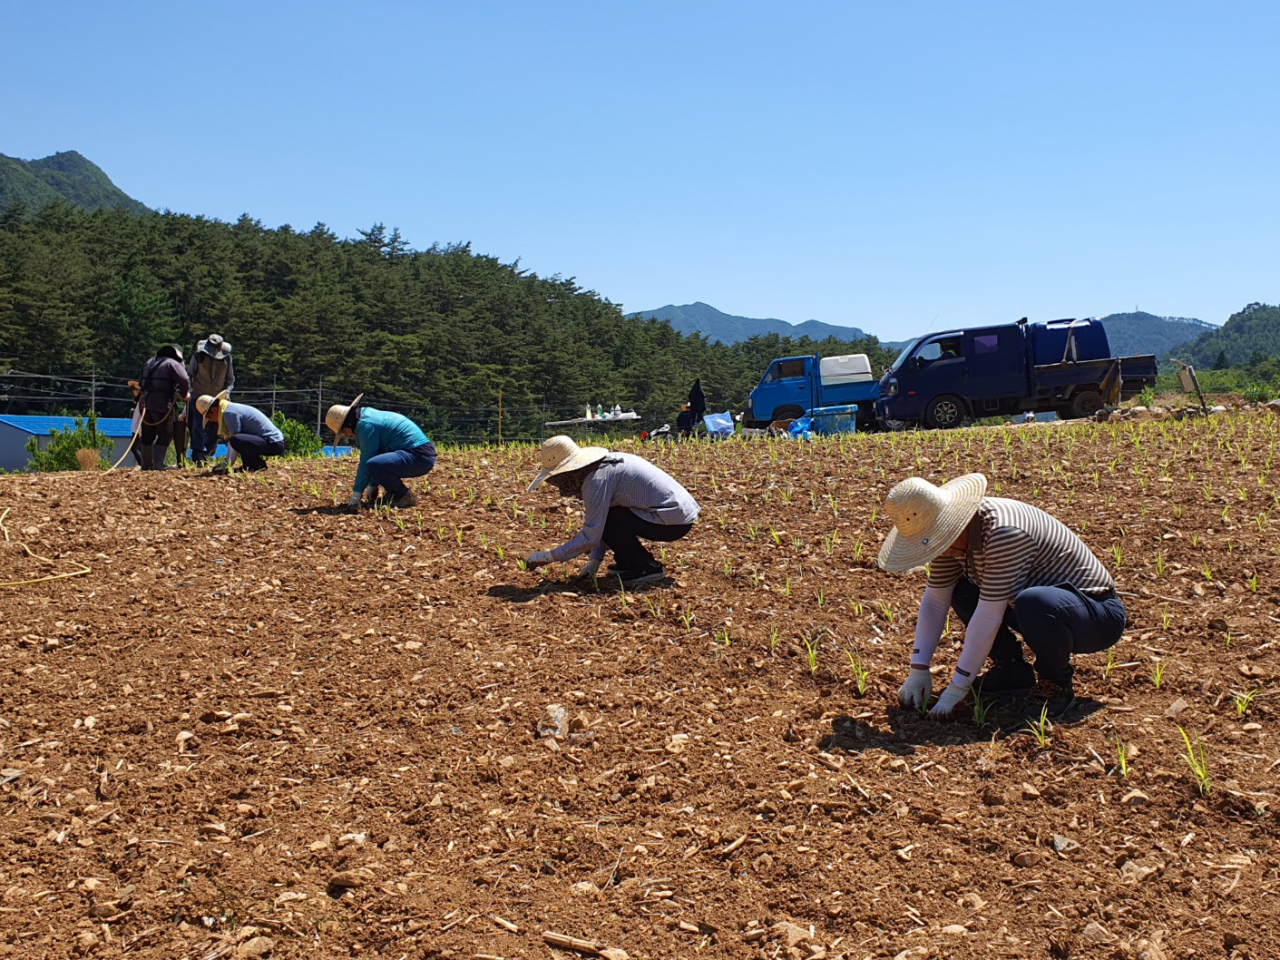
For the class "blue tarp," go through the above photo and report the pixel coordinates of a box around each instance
[703,411,735,439]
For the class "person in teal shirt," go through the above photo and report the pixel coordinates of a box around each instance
[325,394,437,509]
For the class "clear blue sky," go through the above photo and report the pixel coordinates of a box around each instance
[8,1,1278,340]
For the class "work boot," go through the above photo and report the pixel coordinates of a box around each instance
[973,657,1036,699]
[392,490,418,509]
[138,446,154,471]
[614,563,665,586]
[1022,676,1077,722]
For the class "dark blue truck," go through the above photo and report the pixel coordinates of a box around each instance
[875,318,1158,428]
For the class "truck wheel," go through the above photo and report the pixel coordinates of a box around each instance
[1069,390,1104,419]
[925,395,966,429]
[1054,406,1074,421]
[772,405,805,423]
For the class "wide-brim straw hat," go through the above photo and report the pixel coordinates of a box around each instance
[324,394,364,435]
[877,473,987,573]
[528,435,608,492]
[196,389,230,423]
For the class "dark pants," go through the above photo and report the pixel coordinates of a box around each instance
[366,442,437,496]
[951,574,1126,684]
[190,416,219,461]
[228,434,287,471]
[602,506,694,569]
[138,408,174,469]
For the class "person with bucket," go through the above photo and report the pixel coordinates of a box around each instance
[195,390,285,473]
[325,394,437,510]
[524,435,699,586]
[878,473,1124,721]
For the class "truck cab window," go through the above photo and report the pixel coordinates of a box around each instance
[973,334,999,355]
[916,337,962,365]
[768,359,806,381]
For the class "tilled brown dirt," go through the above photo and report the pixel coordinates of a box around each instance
[2,414,1277,960]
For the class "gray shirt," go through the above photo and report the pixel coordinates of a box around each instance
[551,453,700,562]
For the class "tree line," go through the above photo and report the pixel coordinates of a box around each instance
[0,202,896,439]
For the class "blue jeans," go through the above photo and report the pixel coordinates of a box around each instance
[366,442,437,496]
[190,416,219,460]
[950,574,1126,684]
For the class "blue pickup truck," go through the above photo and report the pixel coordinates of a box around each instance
[875,317,1158,428]
[747,353,881,430]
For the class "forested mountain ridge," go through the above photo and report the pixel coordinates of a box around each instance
[0,203,895,437]
[1097,311,1215,358]
[1167,303,1280,368]
[0,151,151,214]
[631,301,876,345]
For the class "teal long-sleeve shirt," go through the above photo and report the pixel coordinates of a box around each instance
[352,408,430,493]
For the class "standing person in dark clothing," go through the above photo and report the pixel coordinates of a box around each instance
[137,345,190,471]
[687,378,707,426]
[676,405,694,440]
[187,334,235,467]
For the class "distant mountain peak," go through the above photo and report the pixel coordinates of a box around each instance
[630,302,874,345]
[0,150,151,214]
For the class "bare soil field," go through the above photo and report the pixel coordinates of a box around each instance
[2,414,1277,960]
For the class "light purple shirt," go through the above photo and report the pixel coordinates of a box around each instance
[550,453,700,562]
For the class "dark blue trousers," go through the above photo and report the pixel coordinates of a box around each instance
[227,434,286,470]
[366,442,437,496]
[950,574,1126,684]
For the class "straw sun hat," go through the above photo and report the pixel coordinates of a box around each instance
[528,435,608,492]
[324,394,364,435]
[877,473,987,573]
[196,389,230,423]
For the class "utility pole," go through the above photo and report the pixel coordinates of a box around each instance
[90,364,97,417]
[316,376,323,437]
[498,388,503,445]
[271,374,277,416]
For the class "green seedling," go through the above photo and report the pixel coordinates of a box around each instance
[802,635,820,675]
[1246,572,1258,593]
[816,587,825,606]
[879,601,894,626]
[1160,607,1172,631]
[1113,737,1130,779]
[1154,552,1165,577]
[1026,705,1052,747]
[680,609,696,633]
[1201,562,1213,582]
[1110,543,1123,567]
[515,559,528,572]
[768,623,780,652]
[714,626,732,648]
[1177,725,1211,796]
[971,688,992,727]
[1232,688,1256,716]
[844,648,870,695]
[848,599,864,617]
[1151,661,1166,689]
[1103,647,1116,679]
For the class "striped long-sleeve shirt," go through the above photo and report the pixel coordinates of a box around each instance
[550,453,700,563]
[927,497,1114,603]
[913,497,1115,686]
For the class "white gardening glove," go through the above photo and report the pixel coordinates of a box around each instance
[347,492,362,508]
[580,558,601,579]
[526,550,554,569]
[897,668,932,710]
[225,448,239,470]
[928,680,972,719]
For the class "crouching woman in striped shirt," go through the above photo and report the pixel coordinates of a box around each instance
[524,436,700,587]
[878,473,1125,721]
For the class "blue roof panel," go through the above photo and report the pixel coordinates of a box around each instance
[0,415,138,439]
